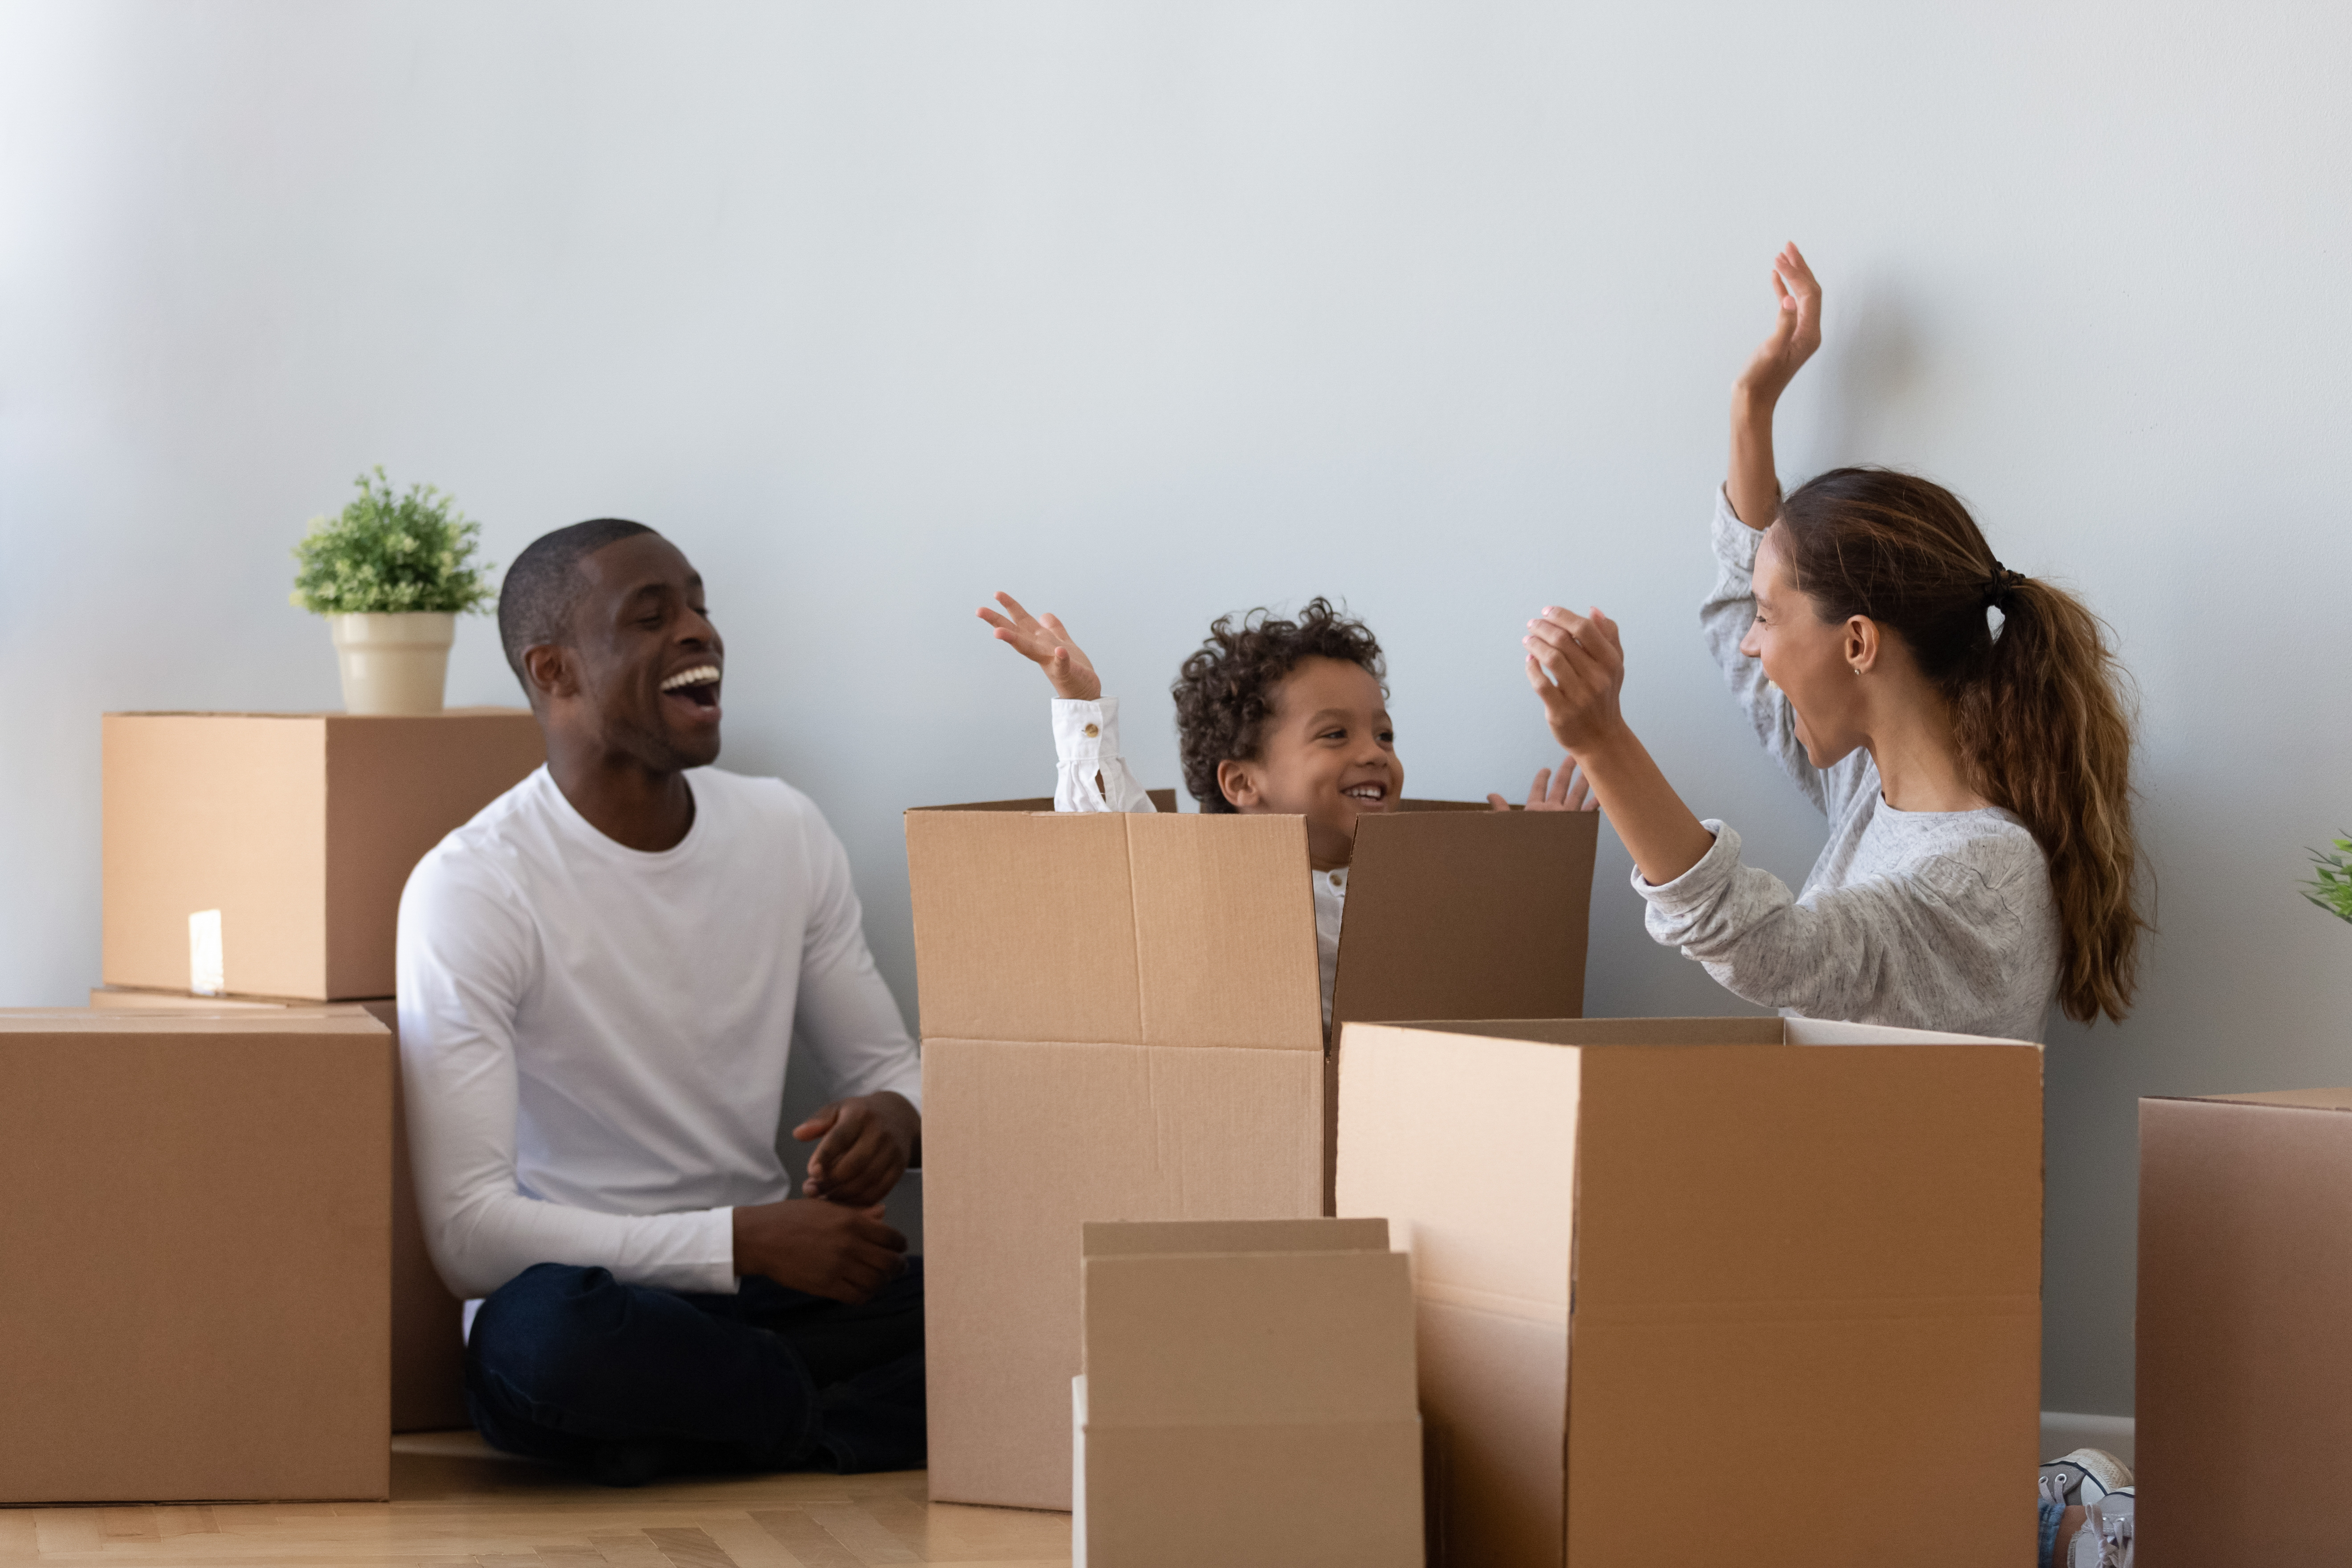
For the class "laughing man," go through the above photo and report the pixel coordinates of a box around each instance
[396,519,924,1485]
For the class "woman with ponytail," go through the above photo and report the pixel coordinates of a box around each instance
[1523,244,2144,1040]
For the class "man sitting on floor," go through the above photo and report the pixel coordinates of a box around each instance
[397,519,923,1486]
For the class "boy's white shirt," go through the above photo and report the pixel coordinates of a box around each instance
[1051,698,1344,1026]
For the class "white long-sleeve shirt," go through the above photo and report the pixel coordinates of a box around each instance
[395,765,922,1298]
[1051,698,1347,1025]
[1634,491,2061,1043]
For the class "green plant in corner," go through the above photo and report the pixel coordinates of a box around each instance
[290,468,495,615]
[2307,834,2352,925]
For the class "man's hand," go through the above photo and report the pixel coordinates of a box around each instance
[977,592,1102,701]
[1735,242,1822,407]
[794,1090,920,1209]
[732,1198,908,1303]
[1487,758,1597,813]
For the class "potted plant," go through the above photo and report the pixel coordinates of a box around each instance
[2307,834,2352,925]
[290,469,495,715]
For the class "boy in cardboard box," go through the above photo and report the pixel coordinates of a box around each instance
[398,520,926,1485]
[980,592,1592,1023]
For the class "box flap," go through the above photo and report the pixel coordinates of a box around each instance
[1572,1042,2042,1315]
[1334,1023,1582,1315]
[906,808,1322,1051]
[1084,1249,1416,1426]
[2151,1086,2352,1112]
[911,789,1177,814]
[1330,810,1598,1031]
[1127,813,1321,1050]
[0,1009,384,1037]
[1389,1016,1784,1048]
[907,811,1147,1044]
[1784,1015,2037,1047]
[1084,1217,1388,1258]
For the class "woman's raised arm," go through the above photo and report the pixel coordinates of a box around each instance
[1727,243,1821,530]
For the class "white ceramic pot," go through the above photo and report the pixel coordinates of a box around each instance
[328,612,456,715]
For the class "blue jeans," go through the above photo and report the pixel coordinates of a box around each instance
[466,1258,925,1481]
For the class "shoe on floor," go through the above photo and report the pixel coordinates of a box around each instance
[2067,1487,2134,1568]
[2039,1446,2132,1509]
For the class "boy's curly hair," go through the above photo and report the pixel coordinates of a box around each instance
[1170,597,1385,812]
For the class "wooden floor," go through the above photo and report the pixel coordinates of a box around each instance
[0,1434,1070,1568]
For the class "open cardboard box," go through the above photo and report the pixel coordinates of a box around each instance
[1337,1015,2044,1568]
[0,1007,394,1502]
[2137,1087,2352,1564]
[907,796,1597,1510]
[1074,1219,1421,1568]
[102,709,543,1000]
[89,986,471,1434]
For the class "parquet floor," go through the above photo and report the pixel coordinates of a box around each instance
[0,1434,1070,1568]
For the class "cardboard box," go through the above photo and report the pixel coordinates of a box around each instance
[907,798,1596,1510]
[2137,1087,2352,1564]
[90,986,472,1433]
[0,1007,394,1501]
[102,709,544,1000]
[1074,1218,1422,1568]
[1336,1016,2044,1568]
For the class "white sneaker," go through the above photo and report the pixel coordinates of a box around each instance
[2067,1487,2134,1568]
[2039,1446,2132,1509]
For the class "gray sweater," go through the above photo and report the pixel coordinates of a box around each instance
[1634,492,2062,1043]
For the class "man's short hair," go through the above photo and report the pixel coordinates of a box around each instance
[497,519,657,685]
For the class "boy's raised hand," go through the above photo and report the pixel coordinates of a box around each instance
[1487,758,1597,813]
[1736,242,1822,407]
[978,591,1102,701]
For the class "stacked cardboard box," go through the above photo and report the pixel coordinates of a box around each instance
[0,1008,394,1501]
[906,797,1596,1510]
[90,709,544,1454]
[2138,1088,2352,1563]
[1073,1219,1422,1568]
[1337,1016,2045,1568]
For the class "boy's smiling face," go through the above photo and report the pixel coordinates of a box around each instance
[1215,655,1402,870]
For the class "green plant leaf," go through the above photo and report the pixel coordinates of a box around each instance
[2306,833,2352,926]
[290,467,496,616]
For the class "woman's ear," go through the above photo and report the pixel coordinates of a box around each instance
[1843,617,1879,676]
[1215,758,1262,811]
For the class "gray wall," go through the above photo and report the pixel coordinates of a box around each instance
[4,0,2347,1416]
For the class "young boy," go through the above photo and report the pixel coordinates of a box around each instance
[980,592,1590,1024]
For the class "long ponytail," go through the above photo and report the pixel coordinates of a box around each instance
[1777,468,2146,1024]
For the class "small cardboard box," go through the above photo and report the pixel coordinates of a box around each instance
[1337,1016,2044,1568]
[1074,1219,1422,1568]
[907,798,1596,1511]
[90,986,471,1434]
[2137,1087,2352,1564]
[0,1007,394,1501]
[102,709,544,1000]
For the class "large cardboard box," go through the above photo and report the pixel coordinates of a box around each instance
[90,986,472,1433]
[1337,1016,2044,1568]
[102,709,544,1000]
[908,799,1596,1511]
[0,1008,394,1501]
[2137,1087,2352,1564]
[1073,1218,1422,1568]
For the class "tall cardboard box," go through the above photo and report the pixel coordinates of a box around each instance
[102,709,544,1000]
[1074,1219,1423,1568]
[2137,1088,2352,1564]
[907,799,1596,1511]
[0,1008,394,1501]
[90,986,472,1433]
[1337,1016,2044,1568]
